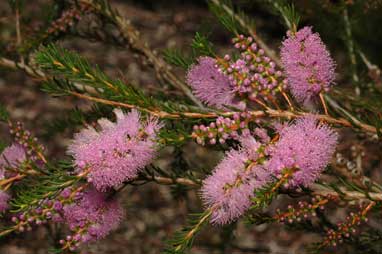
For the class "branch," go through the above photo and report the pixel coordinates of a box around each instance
[80,0,205,108]
[135,174,382,204]
[135,175,200,188]
[0,57,99,94]
[0,57,45,79]
[1,56,378,134]
[67,91,379,133]
[310,183,382,202]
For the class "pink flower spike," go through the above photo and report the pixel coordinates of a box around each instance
[68,109,163,192]
[186,57,244,110]
[201,148,271,225]
[0,143,27,179]
[281,26,336,104]
[63,187,124,242]
[267,116,338,187]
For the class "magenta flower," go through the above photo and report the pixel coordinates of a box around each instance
[186,57,244,109]
[280,26,336,104]
[63,187,124,243]
[0,143,27,178]
[0,191,10,212]
[68,109,163,192]
[266,116,338,187]
[201,141,271,225]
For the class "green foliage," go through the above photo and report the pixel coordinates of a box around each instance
[191,32,215,57]
[208,0,256,36]
[163,48,193,70]
[47,247,65,254]
[163,32,215,70]
[263,0,300,30]
[250,178,279,210]
[327,89,382,139]
[157,121,193,147]
[208,0,237,34]
[0,140,8,154]
[42,104,113,138]
[10,160,78,213]
[36,44,207,118]
[41,78,77,97]
[18,1,72,55]
[163,210,212,254]
[246,212,275,225]
[0,103,9,122]
[355,229,382,254]
[36,44,113,91]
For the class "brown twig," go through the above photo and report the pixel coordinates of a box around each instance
[80,0,205,108]
[0,174,25,190]
[137,175,200,188]
[0,57,45,79]
[310,183,382,201]
[279,87,294,111]
[0,57,378,134]
[274,198,329,221]
[319,92,329,116]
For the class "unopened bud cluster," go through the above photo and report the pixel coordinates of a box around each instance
[47,4,90,35]
[275,196,329,224]
[191,112,256,145]
[216,35,287,103]
[10,186,82,233]
[324,204,371,247]
[8,121,44,162]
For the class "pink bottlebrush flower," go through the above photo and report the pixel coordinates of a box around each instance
[186,56,244,109]
[63,187,124,243]
[253,128,271,144]
[239,134,262,161]
[267,116,338,187]
[0,143,27,179]
[68,109,163,192]
[280,26,336,104]
[0,191,10,212]
[201,146,270,225]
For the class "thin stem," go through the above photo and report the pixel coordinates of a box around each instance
[80,0,205,109]
[0,174,25,190]
[174,207,214,252]
[319,92,329,116]
[310,183,382,201]
[0,57,378,134]
[209,0,281,66]
[271,172,292,193]
[266,94,281,110]
[49,92,381,134]
[324,94,378,135]
[274,198,329,220]
[136,175,200,188]
[279,87,294,111]
[0,57,45,79]
[68,91,216,119]
[15,1,24,64]
[343,8,360,96]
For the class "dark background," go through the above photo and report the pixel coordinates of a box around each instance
[1,0,382,253]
